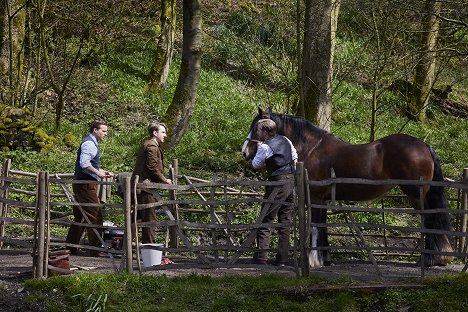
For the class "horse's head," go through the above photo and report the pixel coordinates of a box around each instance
[241,107,271,161]
[242,106,329,162]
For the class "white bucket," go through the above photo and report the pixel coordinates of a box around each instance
[140,243,163,267]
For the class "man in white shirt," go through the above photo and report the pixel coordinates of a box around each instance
[66,120,113,257]
[249,119,297,266]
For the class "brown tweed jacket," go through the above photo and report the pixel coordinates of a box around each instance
[132,138,168,185]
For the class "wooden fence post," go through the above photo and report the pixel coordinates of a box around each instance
[123,175,133,273]
[169,159,179,248]
[461,168,468,254]
[0,159,12,249]
[34,171,48,278]
[44,172,51,278]
[295,162,309,276]
[419,177,425,278]
[209,176,219,261]
[304,169,311,247]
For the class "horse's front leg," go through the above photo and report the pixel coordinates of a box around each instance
[308,199,329,268]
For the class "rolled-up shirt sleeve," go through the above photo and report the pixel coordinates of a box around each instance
[79,140,97,169]
[252,144,272,169]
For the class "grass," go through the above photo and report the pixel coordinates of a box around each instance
[23,272,468,311]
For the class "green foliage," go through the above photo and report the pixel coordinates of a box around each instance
[332,80,467,178]
[172,70,279,172]
[3,1,465,181]
[204,5,298,94]
[1,150,75,174]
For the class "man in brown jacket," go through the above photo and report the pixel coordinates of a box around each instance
[132,121,172,244]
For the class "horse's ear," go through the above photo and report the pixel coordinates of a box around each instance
[261,107,271,119]
[257,106,263,116]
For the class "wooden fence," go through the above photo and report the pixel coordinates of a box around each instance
[0,158,303,277]
[1,158,467,279]
[302,164,468,278]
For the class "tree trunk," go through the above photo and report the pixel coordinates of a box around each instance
[163,0,201,148]
[409,0,441,122]
[300,0,340,131]
[146,0,176,93]
[0,0,26,106]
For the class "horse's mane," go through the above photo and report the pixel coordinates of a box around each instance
[269,112,329,142]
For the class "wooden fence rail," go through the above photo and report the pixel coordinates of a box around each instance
[1,158,467,280]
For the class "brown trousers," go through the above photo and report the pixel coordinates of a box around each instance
[134,191,157,244]
[66,182,103,252]
[255,174,295,263]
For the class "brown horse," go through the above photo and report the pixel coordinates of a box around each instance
[242,108,453,267]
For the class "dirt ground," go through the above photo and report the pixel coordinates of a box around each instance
[0,248,466,311]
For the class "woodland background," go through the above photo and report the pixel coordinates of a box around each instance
[1,0,467,180]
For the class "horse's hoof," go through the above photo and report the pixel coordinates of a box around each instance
[433,256,452,266]
[419,255,450,267]
[416,256,435,267]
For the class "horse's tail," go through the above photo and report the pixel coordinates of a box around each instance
[426,146,448,217]
[424,145,453,265]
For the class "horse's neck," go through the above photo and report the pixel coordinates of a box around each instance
[299,133,325,157]
[277,126,325,155]
[273,113,346,152]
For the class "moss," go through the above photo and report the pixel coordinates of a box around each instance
[36,142,46,148]
[20,125,34,133]
[0,105,58,152]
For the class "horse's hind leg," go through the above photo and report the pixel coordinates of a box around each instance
[424,184,454,266]
[401,185,453,266]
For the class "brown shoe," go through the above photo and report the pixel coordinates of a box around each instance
[271,260,287,267]
[89,251,109,258]
[66,247,78,255]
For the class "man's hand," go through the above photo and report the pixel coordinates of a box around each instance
[96,168,113,179]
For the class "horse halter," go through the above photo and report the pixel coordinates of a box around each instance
[242,137,263,161]
[245,138,262,144]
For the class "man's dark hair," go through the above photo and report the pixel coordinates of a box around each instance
[148,121,167,136]
[257,119,277,137]
[90,120,107,133]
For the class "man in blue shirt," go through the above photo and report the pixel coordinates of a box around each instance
[250,119,297,266]
[66,120,113,257]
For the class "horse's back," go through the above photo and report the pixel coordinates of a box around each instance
[378,133,434,181]
[305,133,435,201]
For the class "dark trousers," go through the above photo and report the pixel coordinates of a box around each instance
[66,181,103,252]
[255,174,295,263]
[135,191,157,244]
